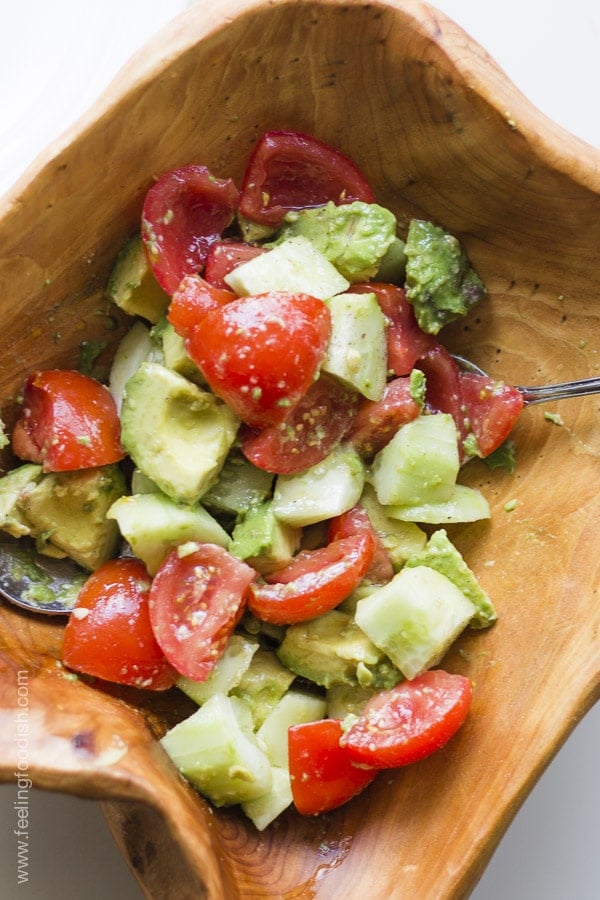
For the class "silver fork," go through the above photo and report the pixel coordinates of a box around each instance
[452,355,600,405]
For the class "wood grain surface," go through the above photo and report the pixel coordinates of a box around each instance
[1,1,599,897]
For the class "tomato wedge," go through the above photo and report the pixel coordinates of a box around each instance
[148,543,255,681]
[348,376,421,458]
[327,505,394,584]
[341,669,473,768]
[12,369,124,472]
[247,533,374,625]
[62,558,177,691]
[238,130,375,226]
[167,274,235,339]
[289,719,377,815]
[416,343,466,442]
[460,372,524,456]
[141,164,240,295]
[204,240,267,290]
[240,374,359,474]
[186,291,331,428]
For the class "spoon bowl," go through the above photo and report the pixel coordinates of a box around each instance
[1,1,600,897]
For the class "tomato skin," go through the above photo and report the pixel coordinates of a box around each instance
[289,719,377,815]
[327,505,394,584]
[247,533,374,625]
[62,558,177,691]
[341,670,473,769]
[351,282,436,376]
[148,544,256,681]
[460,372,524,456]
[348,376,421,458]
[186,291,331,428]
[238,130,375,226]
[12,370,124,472]
[203,240,267,290]
[240,374,359,474]
[141,165,240,295]
[167,274,235,339]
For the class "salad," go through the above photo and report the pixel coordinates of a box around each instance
[0,130,524,828]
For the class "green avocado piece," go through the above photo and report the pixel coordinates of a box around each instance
[120,362,239,505]
[271,201,397,282]
[105,232,170,324]
[405,219,486,334]
[0,464,43,538]
[18,465,126,571]
[278,609,403,690]
[230,501,301,575]
[230,648,295,729]
[201,449,274,518]
[403,528,497,628]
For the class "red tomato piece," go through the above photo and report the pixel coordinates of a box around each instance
[167,274,235,339]
[12,370,124,472]
[348,377,421,458]
[238,130,375,226]
[186,291,331,428]
[416,344,467,441]
[240,374,359,474]
[289,719,377,816]
[327,505,394,584]
[341,669,473,769]
[141,165,240,295]
[351,282,436,376]
[203,240,267,290]
[460,372,524,456]
[62,558,177,691]
[247,533,374,625]
[148,543,255,681]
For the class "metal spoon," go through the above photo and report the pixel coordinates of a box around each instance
[452,354,600,405]
[0,538,87,615]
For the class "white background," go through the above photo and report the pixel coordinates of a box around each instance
[1,1,599,897]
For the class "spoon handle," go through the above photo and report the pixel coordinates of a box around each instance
[517,376,600,405]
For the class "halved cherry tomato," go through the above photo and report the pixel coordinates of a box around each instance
[141,165,240,295]
[341,669,473,768]
[12,369,124,472]
[247,533,374,625]
[204,240,267,290]
[186,291,331,428]
[327,505,394,584]
[148,543,255,681]
[289,719,377,815]
[167,274,235,339]
[460,372,524,456]
[416,344,466,442]
[240,374,359,474]
[62,558,177,691]
[351,282,436,376]
[238,130,375,226]
[348,377,421,458]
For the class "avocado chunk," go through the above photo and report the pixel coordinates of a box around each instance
[405,219,486,335]
[278,609,403,690]
[321,291,387,400]
[18,465,126,571]
[107,490,231,575]
[271,201,397,282]
[120,362,239,505]
[105,232,170,323]
[404,528,497,628]
[0,464,43,538]
[230,501,301,575]
[230,648,295,729]
[354,565,476,679]
[160,320,205,385]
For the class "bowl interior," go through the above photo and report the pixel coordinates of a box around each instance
[1,1,600,897]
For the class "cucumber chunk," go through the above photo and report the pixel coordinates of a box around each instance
[354,565,475,679]
[256,689,326,767]
[386,483,490,524]
[241,766,293,831]
[160,693,272,807]
[322,291,387,400]
[176,634,259,705]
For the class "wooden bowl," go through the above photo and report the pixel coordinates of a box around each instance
[1,1,599,896]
